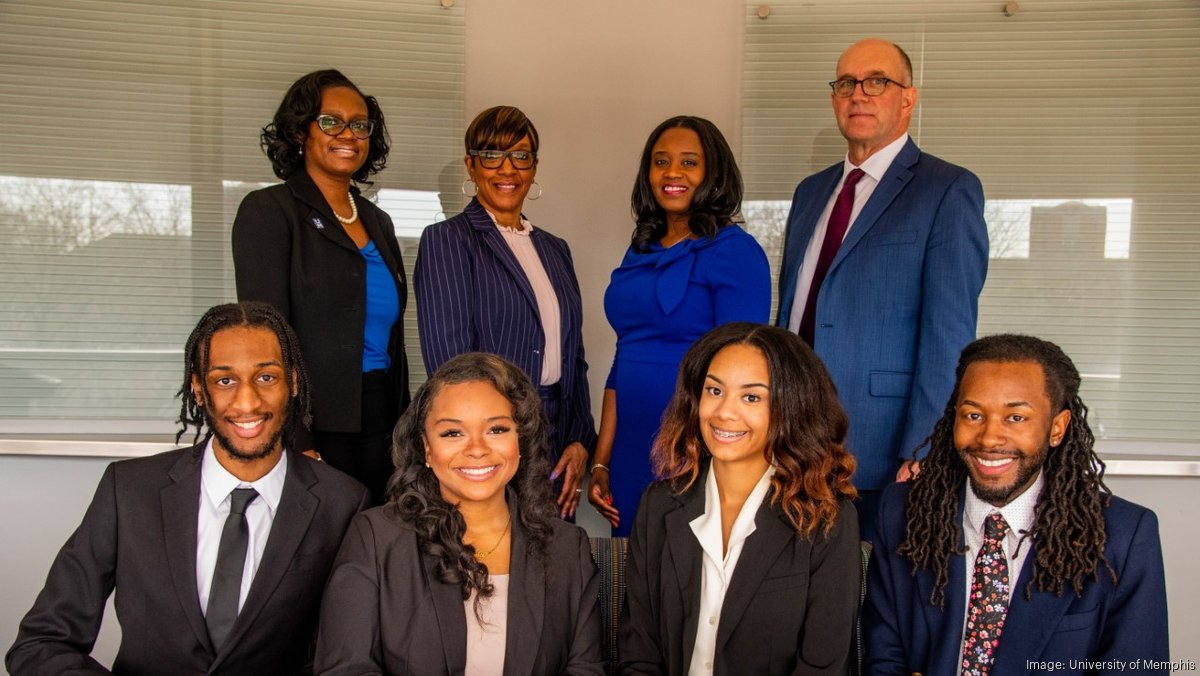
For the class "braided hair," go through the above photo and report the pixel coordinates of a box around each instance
[176,301,311,451]
[898,334,1113,607]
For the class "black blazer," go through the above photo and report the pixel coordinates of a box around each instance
[233,171,410,433]
[619,467,860,675]
[315,496,604,675]
[6,445,370,676]
[414,199,597,455]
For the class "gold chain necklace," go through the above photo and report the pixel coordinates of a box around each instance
[472,516,512,561]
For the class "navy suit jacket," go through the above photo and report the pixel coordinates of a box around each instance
[6,445,369,676]
[414,198,597,454]
[619,467,861,675]
[777,139,989,488]
[863,482,1170,675]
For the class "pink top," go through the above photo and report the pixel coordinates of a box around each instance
[464,574,509,675]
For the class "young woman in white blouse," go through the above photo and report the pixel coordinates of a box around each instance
[619,322,861,675]
[315,353,603,675]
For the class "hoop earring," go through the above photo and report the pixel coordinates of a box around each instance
[461,179,477,197]
[527,182,543,201]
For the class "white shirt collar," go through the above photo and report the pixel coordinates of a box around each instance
[843,133,909,183]
[483,208,534,236]
[200,438,288,516]
[963,469,1044,541]
[690,464,776,564]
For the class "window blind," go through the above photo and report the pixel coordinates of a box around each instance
[0,0,464,431]
[742,0,1200,448]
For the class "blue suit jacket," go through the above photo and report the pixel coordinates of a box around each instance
[414,198,597,454]
[776,139,989,488]
[863,482,1170,675]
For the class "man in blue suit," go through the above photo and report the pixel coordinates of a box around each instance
[777,38,989,538]
[864,334,1169,674]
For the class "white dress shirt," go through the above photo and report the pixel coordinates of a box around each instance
[955,471,1044,675]
[687,465,775,675]
[488,210,562,386]
[196,439,287,615]
[788,133,911,332]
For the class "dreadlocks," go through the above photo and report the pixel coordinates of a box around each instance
[897,334,1114,608]
[176,301,312,451]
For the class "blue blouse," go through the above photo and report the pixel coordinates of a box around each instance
[361,240,400,372]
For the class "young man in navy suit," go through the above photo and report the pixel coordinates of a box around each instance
[6,302,369,676]
[777,38,990,539]
[864,334,1169,674]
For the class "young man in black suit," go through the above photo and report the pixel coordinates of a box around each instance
[6,302,369,676]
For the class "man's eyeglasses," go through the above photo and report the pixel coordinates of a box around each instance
[828,77,908,98]
[469,149,536,170]
[313,115,376,139]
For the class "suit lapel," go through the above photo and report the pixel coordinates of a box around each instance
[286,172,359,254]
[160,446,215,657]
[993,548,1072,672]
[211,451,318,669]
[713,503,794,653]
[828,138,919,274]
[427,545,469,674]
[466,200,540,317]
[779,165,842,323]
[664,478,705,664]
[920,493,970,674]
[504,512,545,676]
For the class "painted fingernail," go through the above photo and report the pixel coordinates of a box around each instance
[550,470,560,480]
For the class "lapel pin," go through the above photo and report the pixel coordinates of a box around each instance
[312,217,325,230]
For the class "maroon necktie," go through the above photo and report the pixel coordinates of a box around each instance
[799,168,865,345]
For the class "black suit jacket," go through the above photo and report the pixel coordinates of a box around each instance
[619,468,860,675]
[233,171,410,433]
[314,498,604,675]
[6,445,370,676]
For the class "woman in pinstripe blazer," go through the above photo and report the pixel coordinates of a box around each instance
[415,106,597,520]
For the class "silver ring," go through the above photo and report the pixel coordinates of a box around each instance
[575,488,583,493]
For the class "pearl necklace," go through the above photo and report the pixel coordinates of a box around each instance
[334,190,359,225]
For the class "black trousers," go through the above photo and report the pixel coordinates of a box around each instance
[314,370,397,506]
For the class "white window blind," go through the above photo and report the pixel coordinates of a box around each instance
[742,0,1200,449]
[0,0,464,431]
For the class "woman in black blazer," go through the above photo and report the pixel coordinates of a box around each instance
[315,352,603,675]
[620,323,861,675]
[233,69,408,504]
[414,106,595,520]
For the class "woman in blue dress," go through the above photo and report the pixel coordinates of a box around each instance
[587,116,771,536]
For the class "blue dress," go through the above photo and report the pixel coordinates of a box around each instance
[603,225,771,536]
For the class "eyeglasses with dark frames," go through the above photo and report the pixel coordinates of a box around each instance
[468,149,537,170]
[313,114,376,139]
[828,77,908,98]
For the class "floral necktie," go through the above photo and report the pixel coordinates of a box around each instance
[961,512,1011,675]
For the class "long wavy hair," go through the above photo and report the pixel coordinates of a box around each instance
[899,334,1114,607]
[260,69,390,183]
[630,116,743,252]
[385,353,556,613]
[652,323,857,537]
[175,301,311,451]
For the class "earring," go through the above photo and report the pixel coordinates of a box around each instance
[527,182,543,201]
[298,147,304,156]
[461,179,477,197]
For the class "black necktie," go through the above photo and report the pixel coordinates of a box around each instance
[206,487,258,652]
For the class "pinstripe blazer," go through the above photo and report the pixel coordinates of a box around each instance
[414,198,597,455]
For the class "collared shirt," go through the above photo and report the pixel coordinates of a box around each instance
[196,439,287,615]
[788,133,910,332]
[687,465,776,675]
[486,210,562,386]
[955,471,1044,675]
